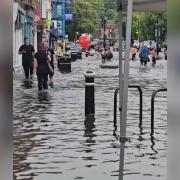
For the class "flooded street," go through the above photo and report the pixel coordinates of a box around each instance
[13,51,167,180]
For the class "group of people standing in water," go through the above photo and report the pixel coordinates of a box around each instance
[131,42,167,67]
[18,38,167,91]
[19,37,57,91]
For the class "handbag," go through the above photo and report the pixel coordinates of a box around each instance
[47,61,54,75]
[46,51,54,75]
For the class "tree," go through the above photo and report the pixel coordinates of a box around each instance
[66,0,100,40]
[132,12,167,41]
[66,0,117,40]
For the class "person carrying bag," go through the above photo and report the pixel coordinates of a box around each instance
[33,43,51,91]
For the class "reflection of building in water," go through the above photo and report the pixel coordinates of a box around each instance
[13,93,51,179]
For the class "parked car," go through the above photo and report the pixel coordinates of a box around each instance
[113,41,125,51]
[113,42,119,51]
[95,40,110,52]
[69,44,82,59]
[90,41,97,49]
[106,37,116,46]
[65,43,72,51]
[95,40,104,52]
[133,39,140,49]
[143,40,156,49]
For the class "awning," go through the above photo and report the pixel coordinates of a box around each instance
[119,0,166,12]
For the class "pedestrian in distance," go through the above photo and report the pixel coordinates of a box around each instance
[101,48,107,64]
[33,42,51,92]
[164,45,167,60]
[131,46,137,60]
[139,43,150,67]
[19,37,35,80]
[43,41,57,86]
[150,48,157,67]
[106,47,113,60]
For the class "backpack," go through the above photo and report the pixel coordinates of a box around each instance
[139,49,146,58]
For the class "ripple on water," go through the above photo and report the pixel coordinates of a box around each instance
[14,52,167,180]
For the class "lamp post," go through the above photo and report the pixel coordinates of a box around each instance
[103,16,107,48]
[156,14,160,59]
[137,18,140,42]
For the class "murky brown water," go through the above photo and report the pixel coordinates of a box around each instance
[13,51,167,180]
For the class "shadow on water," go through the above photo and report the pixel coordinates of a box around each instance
[21,80,33,89]
[14,91,52,180]
[38,91,51,104]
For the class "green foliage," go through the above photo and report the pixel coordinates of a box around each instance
[132,12,167,41]
[66,0,117,40]
[66,1,167,41]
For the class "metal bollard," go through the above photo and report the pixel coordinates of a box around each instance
[151,88,167,134]
[85,71,95,116]
[128,85,143,127]
[114,88,119,130]
[58,55,71,72]
[114,86,143,129]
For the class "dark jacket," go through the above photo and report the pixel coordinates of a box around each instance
[34,50,49,75]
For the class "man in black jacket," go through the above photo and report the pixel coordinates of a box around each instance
[19,37,35,80]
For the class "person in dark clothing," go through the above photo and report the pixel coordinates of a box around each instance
[33,43,50,91]
[43,41,57,83]
[164,45,167,60]
[150,48,157,67]
[19,37,35,80]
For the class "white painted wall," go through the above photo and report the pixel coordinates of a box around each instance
[13,3,25,71]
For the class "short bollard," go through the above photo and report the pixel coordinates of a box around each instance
[85,71,95,116]
[71,54,77,62]
[58,56,71,72]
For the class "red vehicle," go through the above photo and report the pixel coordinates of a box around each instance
[78,34,91,49]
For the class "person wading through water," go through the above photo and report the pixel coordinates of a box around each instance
[19,37,35,80]
[150,48,157,67]
[139,43,150,67]
[131,46,137,60]
[43,41,57,87]
[33,43,51,92]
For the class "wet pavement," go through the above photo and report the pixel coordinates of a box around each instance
[13,51,167,180]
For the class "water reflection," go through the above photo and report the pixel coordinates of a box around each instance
[84,115,96,139]
[150,135,158,154]
[14,53,167,179]
[14,91,51,180]
[38,91,51,104]
[21,80,33,89]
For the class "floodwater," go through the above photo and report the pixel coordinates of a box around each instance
[13,51,167,180]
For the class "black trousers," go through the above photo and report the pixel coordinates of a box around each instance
[132,53,136,60]
[23,63,33,79]
[152,57,156,64]
[37,74,48,91]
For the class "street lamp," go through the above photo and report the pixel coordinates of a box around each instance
[155,13,161,59]
[137,17,140,42]
[103,16,107,48]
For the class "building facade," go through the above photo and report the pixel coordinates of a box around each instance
[13,0,36,70]
[13,1,26,70]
